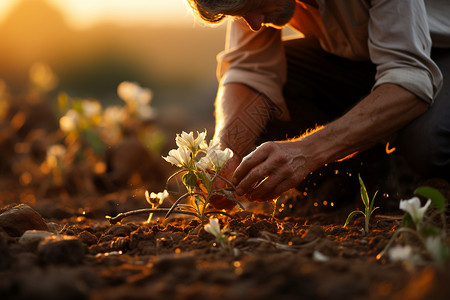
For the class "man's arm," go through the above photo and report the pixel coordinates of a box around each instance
[213,82,274,169]
[232,83,429,201]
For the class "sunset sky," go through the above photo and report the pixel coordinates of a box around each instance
[0,0,197,28]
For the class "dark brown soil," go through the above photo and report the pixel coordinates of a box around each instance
[1,181,449,300]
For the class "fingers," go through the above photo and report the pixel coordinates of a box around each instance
[246,171,297,202]
[231,141,306,201]
[232,144,270,189]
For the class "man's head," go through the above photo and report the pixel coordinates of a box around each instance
[187,0,296,31]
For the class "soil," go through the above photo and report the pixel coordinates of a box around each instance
[1,176,449,300]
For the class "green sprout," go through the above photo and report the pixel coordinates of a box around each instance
[343,174,379,235]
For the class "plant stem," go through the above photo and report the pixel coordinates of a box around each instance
[108,208,199,224]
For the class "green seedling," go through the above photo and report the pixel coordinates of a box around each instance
[343,174,379,235]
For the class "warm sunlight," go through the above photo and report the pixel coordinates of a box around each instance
[0,0,196,28]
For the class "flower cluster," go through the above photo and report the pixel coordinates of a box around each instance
[163,130,233,173]
[159,130,239,222]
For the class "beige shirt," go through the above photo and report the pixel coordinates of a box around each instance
[217,0,449,121]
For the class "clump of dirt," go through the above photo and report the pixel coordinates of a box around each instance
[0,195,449,300]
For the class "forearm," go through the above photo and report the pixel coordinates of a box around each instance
[298,83,429,169]
[214,83,274,160]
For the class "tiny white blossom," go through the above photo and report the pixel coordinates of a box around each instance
[399,197,431,224]
[59,109,79,132]
[117,81,152,105]
[425,236,444,263]
[313,250,329,262]
[137,103,157,121]
[176,130,207,152]
[103,106,126,125]
[46,144,66,169]
[163,147,192,168]
[388,245,414,262]
[145,190,169,206]
[81,100,102,118]
[204,218,226,241]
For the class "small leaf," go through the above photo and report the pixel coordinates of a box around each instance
[358,174,369,208]
[402,212,414,228]
[182,171,197,190]
[414,186,446,211]
[369,190,379,215]
[344,210,365,228]
[370,206,380,216]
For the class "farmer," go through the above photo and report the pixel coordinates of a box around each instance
[186,0,450,204]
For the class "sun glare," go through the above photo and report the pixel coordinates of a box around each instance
[0,0,196,29]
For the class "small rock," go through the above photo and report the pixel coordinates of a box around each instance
[106,224,132,237]
[19,230,54,251]
[38,235,86,265]
[0,204,49,237]
[78,231,98,246]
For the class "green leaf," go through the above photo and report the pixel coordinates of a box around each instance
[344,210,365,228]
[370,206,380,216]
[358,174,369,208]
[369,190,378,215]
[182,171,198,190]
[414,186,446,211]
[402,212,414,228]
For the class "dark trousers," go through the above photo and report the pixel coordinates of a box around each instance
[262,37,450,183]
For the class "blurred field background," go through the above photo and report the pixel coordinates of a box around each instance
[0,0,227,134]
[0,0,231,202]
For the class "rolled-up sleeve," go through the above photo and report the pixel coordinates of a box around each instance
[217,19,290,120]
[368,0,442,103]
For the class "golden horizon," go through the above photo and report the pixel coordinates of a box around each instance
[0,0,198,29]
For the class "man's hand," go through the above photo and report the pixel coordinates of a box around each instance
[232,140,312,202]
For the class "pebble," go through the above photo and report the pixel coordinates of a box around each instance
[0,204,49,237]
[38,235,86,265]
[78,230,98,246]
[19,230,54,251]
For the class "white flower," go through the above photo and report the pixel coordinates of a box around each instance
[196,148,233,172]
[103,106,126,126]
[163,147,192,168]
[59,109,79,132]
[176,130,207,152]
[137,103,158,121]
[399,197,431,224]
[145,190,169,206]
[81,100,102,118]
[425,236,445,263]
[46,144,66,169]
[200,139,220,152]
[209,148,233,171]
[313,250,329,262]
[204,218,226,242]
[388,245,414,262]
[145,190,169,223]
[196,155,214,171]
[117,81,152,105]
